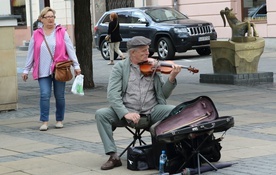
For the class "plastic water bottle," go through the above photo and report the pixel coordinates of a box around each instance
[159,150,167,174]
[182,168,191,175]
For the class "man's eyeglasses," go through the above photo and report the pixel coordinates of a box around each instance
[43,16,56,19]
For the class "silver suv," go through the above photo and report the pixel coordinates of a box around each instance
[94,7,217,60]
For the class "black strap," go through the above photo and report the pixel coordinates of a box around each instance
[111,21,118,33]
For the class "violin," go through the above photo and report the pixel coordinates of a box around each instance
[139,58,199,76]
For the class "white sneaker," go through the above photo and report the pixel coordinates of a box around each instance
[55,122,64,129]
[39,124,48,131]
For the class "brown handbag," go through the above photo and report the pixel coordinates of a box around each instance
[44,35,73,82]
[55,60,73,82]
[105,35,111,42]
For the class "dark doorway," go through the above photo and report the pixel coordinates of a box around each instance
[44,0,50,7]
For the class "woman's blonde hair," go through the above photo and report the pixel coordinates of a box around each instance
[39,7,56,18]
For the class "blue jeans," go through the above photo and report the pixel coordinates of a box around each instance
[38,76,66,122]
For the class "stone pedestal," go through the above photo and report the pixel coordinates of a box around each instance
[200,72,273,85]
[200,37,273,85]
[0,17,18,111]
[211,37,265,74]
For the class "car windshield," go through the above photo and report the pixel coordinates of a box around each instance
[145,8,188,22]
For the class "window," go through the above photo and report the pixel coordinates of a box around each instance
[118,12,131,23]
[10,0,26,26]
[102,15,110,24]
[146,8,188,22]
[243,0,266,22]
[131,11,146,23]
[102,12,131,24]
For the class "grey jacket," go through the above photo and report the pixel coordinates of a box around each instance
[107,58,177,119]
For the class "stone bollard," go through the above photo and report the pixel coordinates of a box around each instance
[0,15,18,111]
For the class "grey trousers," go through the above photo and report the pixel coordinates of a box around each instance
[109,42,123,61]
[95,104,175,154]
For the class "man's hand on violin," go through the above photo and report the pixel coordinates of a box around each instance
[149,58,159,67]
[124,113,140,124]
[169,64,182,83]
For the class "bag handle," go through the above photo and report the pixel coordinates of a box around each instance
[43,35,54,61]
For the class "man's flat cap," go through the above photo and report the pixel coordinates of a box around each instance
[127,36,151,50]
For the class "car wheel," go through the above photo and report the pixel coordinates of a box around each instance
[196,47,211,56]
[100,40,118,60]
[157,37,175,60]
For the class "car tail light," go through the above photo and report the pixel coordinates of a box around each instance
[94,26,98,32]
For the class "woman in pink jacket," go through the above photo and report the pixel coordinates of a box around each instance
[22,7,81,131]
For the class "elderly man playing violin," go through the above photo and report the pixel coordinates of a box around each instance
[95,36,182,170]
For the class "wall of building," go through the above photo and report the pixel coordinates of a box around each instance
[174,0,275,38]
[49,0,74,40]
[10,0,276,47]
[134,0,146,7]
[266,0,276,37]
[176,0,236,38]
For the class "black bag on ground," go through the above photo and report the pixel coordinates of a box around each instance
[149,96,228,174]
[151,133,222,174]
[127,145,155,171]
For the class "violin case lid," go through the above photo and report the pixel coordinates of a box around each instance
[151,96,234,143]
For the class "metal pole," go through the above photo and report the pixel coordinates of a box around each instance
[70,0,74,43]
[174,0,178,10]
[30,0,33,35]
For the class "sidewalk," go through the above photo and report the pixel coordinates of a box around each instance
[1,39,276,175]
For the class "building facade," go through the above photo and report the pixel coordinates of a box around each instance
[6,0,275,47]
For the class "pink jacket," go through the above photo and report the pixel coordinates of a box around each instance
[32,25,69,80]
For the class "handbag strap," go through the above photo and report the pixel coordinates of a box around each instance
[43,35,54,61]
[111,21,118,33]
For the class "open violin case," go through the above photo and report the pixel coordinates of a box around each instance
[150,96,234,174]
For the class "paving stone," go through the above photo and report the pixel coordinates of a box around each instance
[1,44,276,174]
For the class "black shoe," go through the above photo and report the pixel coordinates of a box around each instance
[101,156,122,170]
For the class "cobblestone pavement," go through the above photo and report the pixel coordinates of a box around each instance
[1,39,276,175]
